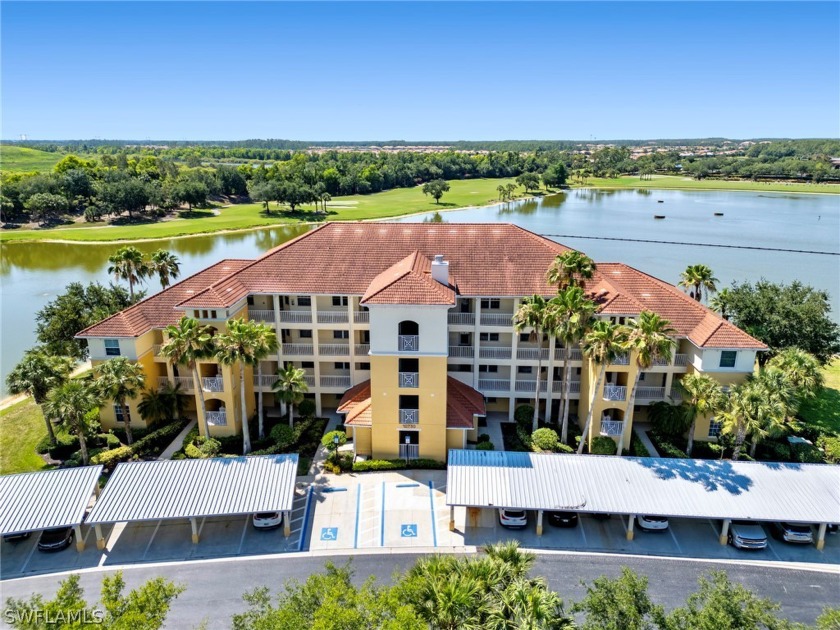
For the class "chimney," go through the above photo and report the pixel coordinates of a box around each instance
[431,254,449,286]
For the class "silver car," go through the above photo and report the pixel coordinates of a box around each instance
[728,521,767,550]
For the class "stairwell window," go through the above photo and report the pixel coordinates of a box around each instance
[481,299,501,310]
[104,339,121,356]
[719,351,737,368]
[297,296,312,307]
[708,419,723,438]
[114,405,131,423]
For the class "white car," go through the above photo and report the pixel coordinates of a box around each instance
[498,508,528,529]
[252,512,283,530]
[637,515,669,531]
[728,521,767,550]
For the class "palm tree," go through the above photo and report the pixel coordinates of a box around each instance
[43,381,99,465]
[550,287,596,444]
[513,295,551,432]
[709,287,732,319]
[161,316,215,438]
[5,349,73,445]
[497,184,507,201]
[95,357,146,445]
[677,264,718,303]
[107,246,149,300]
[623,311,677,453]
[272,363,308,428]
[149,249,181,290]
[578,321,626,454]
[678,373,725,456]
[137,382,184,426]
[214,318,264,455]
[488,578,573,630]
[766,348,824,398]
[545,250,597,291]
[250,322,279,440]
[721,381,786,460]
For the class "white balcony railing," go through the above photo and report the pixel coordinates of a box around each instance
[354,311,370,324]
[203,376,224,392]
[600,420,623,437]
[651,356,670,367]
[400,444,419,461]
[354,344,370,355]
[479,346,512,360]
[399,409,419,424]
[480,312,513,327]
[320,375,352,389]
[318,344,350,356]
[636,386,666,400]
[278,311,312,324]
[554,347,583,361]
[516,347,549,361]
[552,380,581,394]
[253,374,276,388]
[448,313,475,325]
[206,411,227,426]
[449,346,474,358]
[398,335,419,352]
[669,387,684,402]
[603,385,627,401]
[303,375,316,388]
[152,344,164,356]
[249,309,276,323]
[399,372,419,388]
[612,353,630,365]
[674,354,689,366]
[157,376,194,392]
[282,343,314,356]
[514,379,548,393]
[317,311,349,324]
[478,379,510,392]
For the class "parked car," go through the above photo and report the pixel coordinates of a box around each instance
[3,531,32,543]
[37,527,74,552]
[547,511,578,528]
[252,512,283,530]
[498,509,528,529]
[591,513,611,521]
[769,522,813,544]
[728,521,767,550]
[637,515,669,531]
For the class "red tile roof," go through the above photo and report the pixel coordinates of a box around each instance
[361,251,456,305]
[337,381,372,426]
[76,260,251,338]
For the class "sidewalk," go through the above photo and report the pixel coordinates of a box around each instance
[158,419,197,460]
[634,423,661,457]
[480,412,507,450]
[308,410,345,475]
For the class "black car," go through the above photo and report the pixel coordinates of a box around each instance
[3,531,32,543]
[37,527,74,552]
[546,511,578,528]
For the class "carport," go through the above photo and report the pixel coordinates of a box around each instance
[446,450,840,549]
[85,455,298,549]
[0,466,103,552]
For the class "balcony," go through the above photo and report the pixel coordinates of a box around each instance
[206,411,227,427]
[479,346,512,360]
[249,310,276,323]
[612,353,630,365]
[603,385,627,401]
[449,346,474,359]
[354,311,369,324]
[600,420,623,437]
[317,311,349,324]
[354,343,370,355]
[202,376,224,393]
[552,380,581,394]
[555,347,583,361]
[319,344,350,356]
[480,312,513,327]
[398,335,419,352]
[399,443,419,460]
[303,374,315,388]
[158,376,194,392]
[152,344,165,359]
[636,386,666,400]
[516,347,549,361]
[399,372,419,388]
[478,378,510,392]
[282,343,314,356]
[674,354,689,367]
[651,356,671,367]
[399,409,419,425]
[514,379,548,393]
[278,311,312,324]
[448,313,475,325]
[253,374,276,388]
[320,375,352,389]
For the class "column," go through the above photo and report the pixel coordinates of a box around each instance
[95,524,106,550]
[626,514,635,541]
[473,299,481,390]
[719,518,730,545]
[816,523,827,550]
[449,506,456,531]
[312,297,323,416]
[74,525,85,552]
[546,334,557,423]
[536,510,544,536]
[284,511,291,538]
[190,517,200,544]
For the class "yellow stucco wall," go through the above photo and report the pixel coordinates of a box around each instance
[353,427,372,456]
[447,429,466,452]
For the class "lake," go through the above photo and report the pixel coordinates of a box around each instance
[1,189,837,394]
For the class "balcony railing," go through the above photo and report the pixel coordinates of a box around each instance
[278,311,312,324]
[400,443,419,461]
[552,380,581,394]
[669,387,684,402]
[636,386,666,400]
[303,374,315,388]
[554,347,583,361]
[317,311,349,324]
[320,375,352,389]
[354,311,370,324]
[282,343,314,356]
[152,344,164,357]
[600,420,623,437]
[612,353,630,365]
[318,344,350,356]
[253,374,276,388]
[398,335,419,352]
[448,313,475,325]
[478,379,510,392]
[603,385,627,401]
[480,312,513,327]
[399,372,419,388]
[651,356,671,367]
[674,354,689,366]
[399,409,419,424]
[479,346,512,360]
[516,347,549,361]
[206,411,227,427]
[249,309,276,323]
[203,376,224,392]
[158,376,194,392]
[354,344,370,355]
[449,346,474,358]
[514,379,548,393]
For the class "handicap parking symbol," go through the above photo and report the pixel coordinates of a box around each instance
[401,523,418,538]
[320,527,338,541]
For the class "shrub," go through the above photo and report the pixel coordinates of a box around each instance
[590,436,618,456]
[649,430,689,459]
[515,424,533,450]
[298,399,316,418]
[324,453,353,474]
[131,419,186,456]
[818,435,840,464]
[47,433,80,460]
[352,458,445,472]
[514,405,535,427]
[555,443,574,454]
[270,424,295,450]
[96,432,122,449]
[476,441,495,451]
[477,433,491,444]
[91,446,134,470]
[531,428,560,453]
[790,441,823,464]
[321,430,348,451]
[630,430,650,458]
[185,437,221,459]
[759,440,791,462]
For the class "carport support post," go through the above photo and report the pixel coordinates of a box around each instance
[283,511,291,537]
[719,519,731,545]
[536,510,544,536]
[816,523,827,550]
[626,514,635,541]
[74,525,85,552]
[449,506,455,531]
[190,517,199,544]
[94,524,106,550]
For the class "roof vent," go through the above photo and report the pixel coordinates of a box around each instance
[431,254,449,286]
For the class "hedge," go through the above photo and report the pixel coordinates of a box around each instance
[590,436,618,456]
[298,399,317,418]
[476,441,495,451]
[531,428,559,453]
[477,433,491,444]
[91,446,135,470]
[352,458,446,472]
[790,441,823,463]
[514,405,534,427]
[818,435,840,464]
[648,430,689,459]
[131,419,188,456]
[630,430,650,458]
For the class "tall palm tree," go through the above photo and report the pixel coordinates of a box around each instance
[550,287,596,444]
[679,373,725,456]
[766,348,824,398]
[95,357,146,445]
[137,382,184,426]
[43,380,99,465]
[5,349,73,445]
[677,264,719,303]
[721,381,786,460]
[161,316,215,438]
[623,311,677,454]
[107,246,149,300]
[214,318,262,455]
[272,363,308,428]
[149,249,181,290]
[488,578,573,630]
[709,287,732,319]
[250,322,279,440]
[578,321,626,454]
[545,250,597,291]
[513,295,551,432]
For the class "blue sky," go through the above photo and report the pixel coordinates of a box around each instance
[2,2,838,140]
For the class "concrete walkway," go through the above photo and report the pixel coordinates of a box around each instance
[158,419,197,460]
[480,412,507,450]
[308,410,345,475]
[634,423,661,457]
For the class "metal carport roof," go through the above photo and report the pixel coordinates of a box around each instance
[86,455,298,524]
[0,466,103,535]
[446,450,840,524]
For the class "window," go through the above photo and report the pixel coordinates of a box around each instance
[708,419,723,438]
[399,358,419,372]
[114,405,131,423]
[194,310,201,318]
[332,296,348,307]
[449,364,472,373]
[334,362,350,370]
[297,296,311,307]
[719,351,737,368]
[301,361,314,368]
[210,310,217,319]
[639,372,646,382]
[299,330,313,339]
[487,397,497,403]
[333,330,349,339]
[283,296,290,305]
[480,333,499,342]
[202,310,209,319]
[517,366,532,374]
[399,395,419,410]
[247,296,254,306]
[519,333,531,343]
[479,365,498,373]
[459,333,471,346]
[481,299,501,310]
[356,362,371,370]
[104,339,121,356]
[459,300,471,313]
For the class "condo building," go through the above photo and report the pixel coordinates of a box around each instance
[78,223,765,462]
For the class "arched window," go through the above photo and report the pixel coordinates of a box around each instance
[398,321,419,335]
[397,321,419,352]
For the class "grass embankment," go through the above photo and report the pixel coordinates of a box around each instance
[0,399,50,475]
[584,174,837,194]
[798,358,840,436]
[0,145,64,172]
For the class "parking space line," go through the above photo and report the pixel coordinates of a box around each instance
[198,517,207,538]
[143,521,162,559]
[237,515,249,555]
[19,538,38,574]
[380,481,385,547]
[579,517,588,547]
[766,538,782,561]
[428,481,437,547]
[299,486,314,552]
[668,524,683,555]
[354,485,361,549]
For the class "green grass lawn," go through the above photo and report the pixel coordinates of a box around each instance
[0,399,51,475]
[582,174,838,194]
[798,359,840,436]
[0,145,64,172]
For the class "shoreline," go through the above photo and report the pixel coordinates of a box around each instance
[2,182,837,246]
